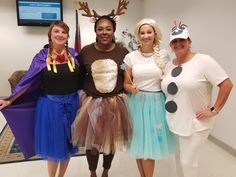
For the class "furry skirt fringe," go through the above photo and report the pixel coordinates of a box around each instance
[72,91,132,154]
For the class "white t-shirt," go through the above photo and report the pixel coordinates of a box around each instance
[161,53,228,136]
[124,49,169,91]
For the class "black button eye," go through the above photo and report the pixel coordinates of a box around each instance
[171,66,182,77]
[165,66,183,113]
[165,101,178,113]
[167,82,178,95]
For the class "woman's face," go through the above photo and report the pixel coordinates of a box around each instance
[138,24,155,47]
[95,19,114,46]
[170,38,191,56]
[50,25,69,47]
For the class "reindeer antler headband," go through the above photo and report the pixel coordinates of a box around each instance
[76,0,129,22]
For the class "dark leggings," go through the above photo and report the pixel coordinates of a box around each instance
[86,149,114,171]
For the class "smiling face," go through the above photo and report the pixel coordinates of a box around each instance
[50,25,69,48]
[95,18,115,46]
[170,38,191,57]
[138,24,156,47]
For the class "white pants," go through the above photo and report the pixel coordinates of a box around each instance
[175,130,210,177]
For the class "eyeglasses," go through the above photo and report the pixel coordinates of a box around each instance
[165,66,183,113]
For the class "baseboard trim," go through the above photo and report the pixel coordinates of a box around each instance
[208,135,236,158]
[0,96,7,99]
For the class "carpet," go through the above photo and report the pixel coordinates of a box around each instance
[0,124,85,164]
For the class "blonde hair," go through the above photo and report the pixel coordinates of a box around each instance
[135,18,162,46]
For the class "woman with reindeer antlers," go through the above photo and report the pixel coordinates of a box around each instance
[123,18,175,177]
[161,21,233,177]
[71,1,132,177]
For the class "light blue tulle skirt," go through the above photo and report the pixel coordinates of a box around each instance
[35,92,79,162]
[128,91,175,160]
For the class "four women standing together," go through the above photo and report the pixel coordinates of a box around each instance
[0,8,233,177]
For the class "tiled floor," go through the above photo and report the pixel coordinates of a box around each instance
[0,113,236,177]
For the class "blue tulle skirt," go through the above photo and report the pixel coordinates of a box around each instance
[35,92,79,162]
[128,91,175,160]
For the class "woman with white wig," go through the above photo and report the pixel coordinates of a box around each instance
[123,18,175,177]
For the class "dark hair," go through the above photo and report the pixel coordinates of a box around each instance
[94,15,116,32]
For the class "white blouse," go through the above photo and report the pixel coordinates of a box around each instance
[124,49,169,92]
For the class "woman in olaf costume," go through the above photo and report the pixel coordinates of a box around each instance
[161,21,233,177]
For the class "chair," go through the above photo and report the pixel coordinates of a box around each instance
[8,70,27,93]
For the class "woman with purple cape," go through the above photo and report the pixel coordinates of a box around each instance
[0,21,81,177]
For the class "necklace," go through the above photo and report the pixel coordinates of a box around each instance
[139,48,154,58]
[140,46,164,79]
[55,54,66,63]
[52,49,67,63]
[46,48,75,73]
[140,51,154,58]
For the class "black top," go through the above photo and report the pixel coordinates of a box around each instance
[42,63,80,95]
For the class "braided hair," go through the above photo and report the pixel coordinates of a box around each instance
[48,21,70,57]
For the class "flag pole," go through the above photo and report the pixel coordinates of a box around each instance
[74,9,81,53]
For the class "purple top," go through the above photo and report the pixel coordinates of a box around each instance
[1,47,78,158]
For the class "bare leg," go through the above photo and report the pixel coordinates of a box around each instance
[136,159,145,177]
[48,160,59,177]
[58,159,70,177]
[142,159,155,177]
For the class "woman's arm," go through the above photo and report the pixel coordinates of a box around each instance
[123,66,139,93]
[213,78,233,112]
[0,84,31,110]
[196,78,233,119]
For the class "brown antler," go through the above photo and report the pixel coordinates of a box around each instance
[76,1,101,19]
[76,0,129,20]
[107,0,129,17]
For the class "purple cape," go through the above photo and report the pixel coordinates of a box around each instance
[1,47,78,159]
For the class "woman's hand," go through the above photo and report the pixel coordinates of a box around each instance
[196,107,217,120]
[123,66,139,93]
[130,85,139,93]
[0,99,11,110]
[196,78,233,120]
